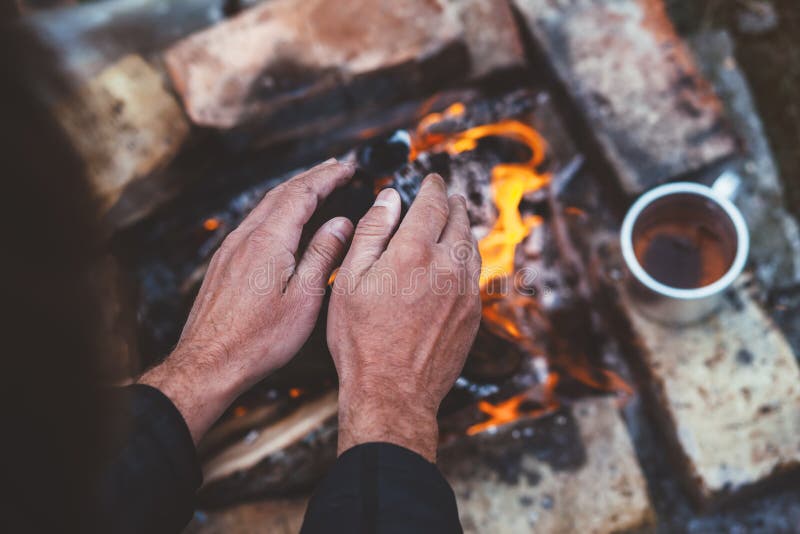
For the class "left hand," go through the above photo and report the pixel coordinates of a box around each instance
[140,159,356,443]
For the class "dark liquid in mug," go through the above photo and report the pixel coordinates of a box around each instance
[633,220,733,289]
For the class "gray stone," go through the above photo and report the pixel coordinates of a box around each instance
[618,275,800,505]
[439,398,654,533]
[512,0,737,195]
[689,30,800,290]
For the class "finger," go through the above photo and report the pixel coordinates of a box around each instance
[393,173,449,244]
[439,194,471,246]
[288,217,354,299]
[236,159,355,246]
[338,188,402,281]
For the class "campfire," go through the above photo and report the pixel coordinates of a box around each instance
[16,0,800,531]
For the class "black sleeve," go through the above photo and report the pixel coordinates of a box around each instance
[301,442,462,534]
[97,384,202,534]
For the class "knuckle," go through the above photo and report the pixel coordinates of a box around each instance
[286,179,314,196]
[307,238,339,265]
[267,182,290,199]
[426,201,449,222]
[355,216,388,238]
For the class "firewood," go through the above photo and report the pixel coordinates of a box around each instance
[203,390,338,485]
[198,401,286,460]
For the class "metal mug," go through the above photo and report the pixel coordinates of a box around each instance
[619,172,749,325]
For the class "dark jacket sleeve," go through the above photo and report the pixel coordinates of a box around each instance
[301,442,462,534]
[97,384,202,534]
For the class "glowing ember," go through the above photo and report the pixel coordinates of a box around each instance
[203,218,221,231]
[233,406,247,418]
[289,388,304,399]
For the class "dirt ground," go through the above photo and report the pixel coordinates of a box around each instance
[666,0,800,217]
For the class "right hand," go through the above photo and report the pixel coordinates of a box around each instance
[327,174,482,462]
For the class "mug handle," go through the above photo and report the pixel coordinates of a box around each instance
[711,169,742,201]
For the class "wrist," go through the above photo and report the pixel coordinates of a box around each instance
[337,385,440,462]
[138,344,241,444]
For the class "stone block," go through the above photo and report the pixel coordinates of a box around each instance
[512,0,737,195]
[440,398,654,533]
[164,0,525,142]
[53,54,189,222]
[618,277,800,504]
[689,30,800,290]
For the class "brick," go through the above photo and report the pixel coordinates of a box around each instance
[512,0,737,195]
[439,398,654,533]
[53,54,189,220]
[164,0,468,131]
[164,0,525,140]
[618,277,800,504]
[449,0,526,79]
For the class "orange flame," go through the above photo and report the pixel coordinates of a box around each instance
[203,218,221,231]
[412,118,550,287]
[467,374,559,435]
[409,104,630,435]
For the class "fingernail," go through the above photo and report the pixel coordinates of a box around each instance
[373,188,399,208]
[323,157,338,165]
[327,218,350,244]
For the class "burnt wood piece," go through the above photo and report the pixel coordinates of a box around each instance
[512,0,738,195]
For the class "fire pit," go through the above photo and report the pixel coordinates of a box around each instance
[13,0,800,531]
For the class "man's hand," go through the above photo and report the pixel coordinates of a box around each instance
[328,174,482,462]
[140,159,356,443]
